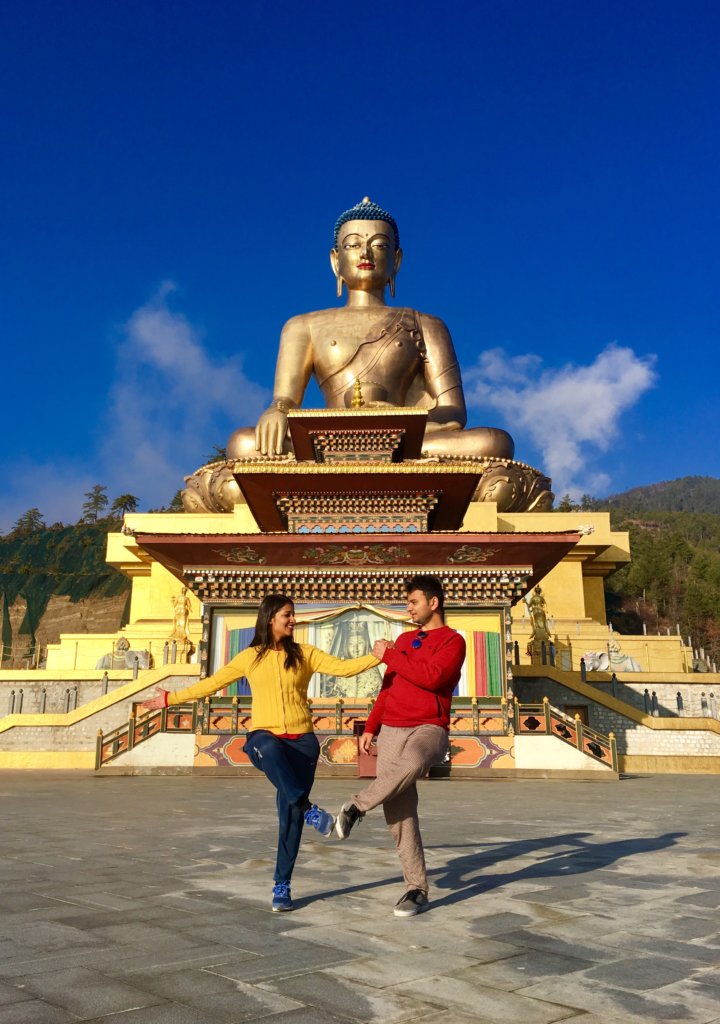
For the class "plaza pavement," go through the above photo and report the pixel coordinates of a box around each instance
[0,772,719,1024]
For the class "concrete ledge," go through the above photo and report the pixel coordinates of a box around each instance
[0,751,96,769]
[0,670,136,682]
[620,754,720,774]
[445,768,618,781]
[96,764,618,780]
[514,734,613,772]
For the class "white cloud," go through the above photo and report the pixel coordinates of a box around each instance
[0,285,270,530]
[463,343,657,496]
[100,283,270,506]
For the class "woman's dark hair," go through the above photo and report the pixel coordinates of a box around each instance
[250,594,304,670]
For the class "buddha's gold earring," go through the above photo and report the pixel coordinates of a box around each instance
[389,276,396,298]
[336,275,343,298]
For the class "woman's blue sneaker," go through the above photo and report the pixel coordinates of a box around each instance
[304,804,335,837]
[271,881,293,912]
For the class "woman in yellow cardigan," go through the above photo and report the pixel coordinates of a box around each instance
[143,593,379,912]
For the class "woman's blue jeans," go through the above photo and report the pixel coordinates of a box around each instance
[243,730,320,883]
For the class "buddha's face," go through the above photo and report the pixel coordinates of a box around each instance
[331,219,402,292]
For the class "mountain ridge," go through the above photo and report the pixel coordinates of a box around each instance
[606,476,720,514]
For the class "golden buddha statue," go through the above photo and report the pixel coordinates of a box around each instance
[227,198,514,461]
[182,198,553,513]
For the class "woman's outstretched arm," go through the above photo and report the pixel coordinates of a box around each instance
[141,648,254,709]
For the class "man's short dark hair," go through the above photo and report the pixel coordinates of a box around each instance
[405,574,444,612]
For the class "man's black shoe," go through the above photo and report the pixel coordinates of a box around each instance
[393,889,429,917]
[335,802,364,840]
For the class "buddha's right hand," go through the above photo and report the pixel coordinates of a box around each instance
[255,408,288,455]
[141,688,169,710]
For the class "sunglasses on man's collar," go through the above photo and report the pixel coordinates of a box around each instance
[411,631,428,649]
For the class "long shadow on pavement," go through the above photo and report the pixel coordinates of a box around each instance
[428,829,687,909]
[314,830,687,910]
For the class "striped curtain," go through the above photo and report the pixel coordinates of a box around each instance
[454,631,469,696]
[473,632,503,697]
[222,627,254,696]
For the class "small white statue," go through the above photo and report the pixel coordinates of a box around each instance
[96,636,152,670]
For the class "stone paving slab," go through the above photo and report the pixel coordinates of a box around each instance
[390,970,578,1023]
[0,1003,78,1023]
[518,975,720,1023]
[10,965,166,1019]
[1,772,720,1023]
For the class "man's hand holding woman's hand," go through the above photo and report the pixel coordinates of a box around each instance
[141,688,169,711]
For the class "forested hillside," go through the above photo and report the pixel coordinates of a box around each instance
[557,478,720,664]
[0,522,131,659]
[607,476,720,513]
[0,487,136,665]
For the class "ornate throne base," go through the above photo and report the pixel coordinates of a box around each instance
[181,408,553,515]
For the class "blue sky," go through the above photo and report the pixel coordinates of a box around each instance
[1,0,718,529]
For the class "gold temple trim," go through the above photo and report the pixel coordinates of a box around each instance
[231,461,485,475]
[286,407,429,419]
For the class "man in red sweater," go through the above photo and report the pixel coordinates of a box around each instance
[335,575,466,917]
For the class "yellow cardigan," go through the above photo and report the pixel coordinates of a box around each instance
[168,644,380,735]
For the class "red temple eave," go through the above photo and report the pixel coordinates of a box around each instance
[132,531,580,595]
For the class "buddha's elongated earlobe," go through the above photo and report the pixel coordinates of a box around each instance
[389,276,396,298]
[336,275,343,298]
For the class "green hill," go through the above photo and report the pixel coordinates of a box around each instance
[603,509,720,659]
[0,522,131,654]
[534,479,720,664]
[607,476,720,513]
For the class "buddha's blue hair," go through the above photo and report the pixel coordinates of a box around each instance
[333,198,399,249]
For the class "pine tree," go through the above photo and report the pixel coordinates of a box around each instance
[110,494,139,517]
[204,444,227,463]
[556,494,577,512]
[81,485,109,522]
[167,490,185,512]
[11,507,45,536]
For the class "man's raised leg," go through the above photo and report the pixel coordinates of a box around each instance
[336,725,447,839]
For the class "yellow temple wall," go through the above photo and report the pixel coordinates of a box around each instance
[533,559,588,621]
[124,561,202,634]
[447,611,501,634]
[497,510,627,548]
[460,506,631,626]
[583,575,608,625]
[120,505,259,537]
[459,501,498,532]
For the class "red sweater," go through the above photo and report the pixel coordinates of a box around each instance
[365,625,466,733]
